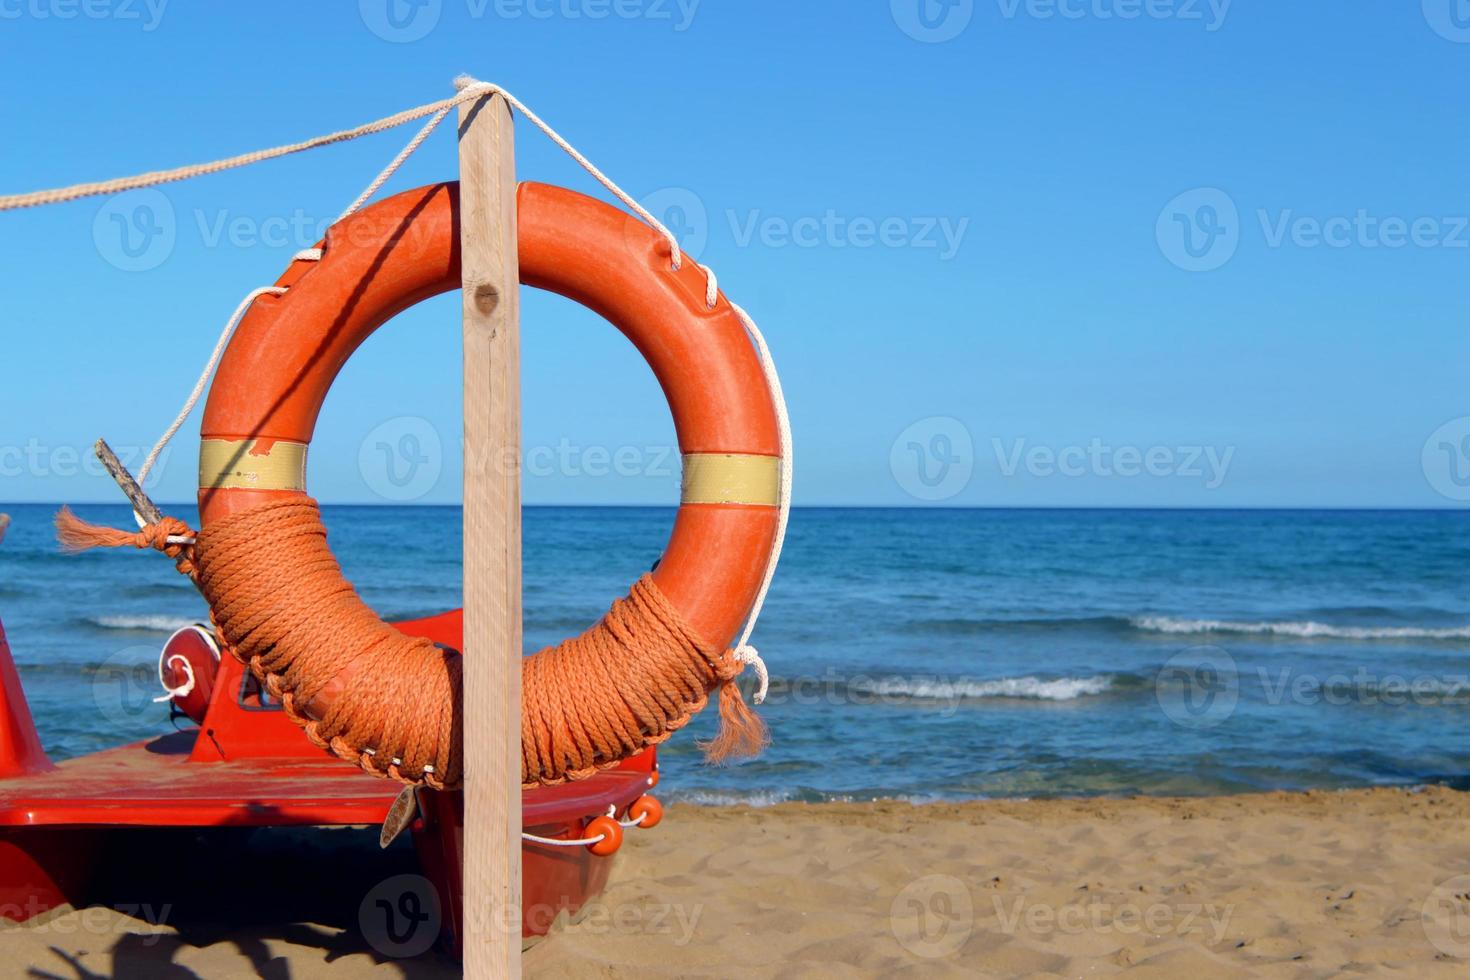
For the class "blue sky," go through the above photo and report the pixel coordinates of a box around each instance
[0,2,1467,508]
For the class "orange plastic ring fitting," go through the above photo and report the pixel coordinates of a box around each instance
[586,816,624,857]
[648,769,660,788]
[629,795,663,830]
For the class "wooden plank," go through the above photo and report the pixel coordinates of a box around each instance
[94,439,164,524]
[458,90,522,978]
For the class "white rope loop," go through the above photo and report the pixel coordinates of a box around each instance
[521,804,654,848]
[152,653,196,703]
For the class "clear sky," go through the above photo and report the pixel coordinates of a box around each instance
[0,2,1466,508]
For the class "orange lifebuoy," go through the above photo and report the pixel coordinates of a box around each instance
[190,182,781,789]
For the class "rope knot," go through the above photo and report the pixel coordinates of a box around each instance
[55,507,199,577]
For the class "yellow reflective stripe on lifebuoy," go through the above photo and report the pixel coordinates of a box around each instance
[680,453,780,506]
[199,439,308,491]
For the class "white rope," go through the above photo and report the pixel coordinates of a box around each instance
[729,304,791,706]
[130,286,287,539]
[12,75,789,704]
[521,805,652,847]
[152,653,196,703]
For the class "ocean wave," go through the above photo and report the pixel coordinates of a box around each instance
[848,673,1119,702]
[909,615,1127,635]
[85,614,199,633]
[665,788,945,806]
[1131,616,1470,641]
[665,789,809,807]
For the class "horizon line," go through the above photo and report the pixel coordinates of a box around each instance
[4,502,1469,514]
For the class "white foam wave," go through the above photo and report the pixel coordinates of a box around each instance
[667,789,806,807]
[856,674,1115,702]
[1131,616,1470,641]
[88,614,197,633]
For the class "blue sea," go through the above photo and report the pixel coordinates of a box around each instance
[3,504,1470,804]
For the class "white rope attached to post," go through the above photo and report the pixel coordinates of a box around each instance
[3,76,791,705]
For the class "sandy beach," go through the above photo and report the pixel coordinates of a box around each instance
[5,786,1470,977]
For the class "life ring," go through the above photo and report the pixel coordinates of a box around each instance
[157,624,220,725]
[189,181,781,791]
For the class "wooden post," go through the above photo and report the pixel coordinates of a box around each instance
[458,91,522,977]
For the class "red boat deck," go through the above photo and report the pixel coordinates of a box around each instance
[0,730,650,830]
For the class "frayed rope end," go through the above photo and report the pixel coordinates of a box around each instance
[700,673,771,766]
[55,506,139,553]
[54,507,198,578]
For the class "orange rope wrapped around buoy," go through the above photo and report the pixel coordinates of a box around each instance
[107,181,782,791]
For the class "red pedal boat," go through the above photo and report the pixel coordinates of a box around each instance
[0,559,657,950]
